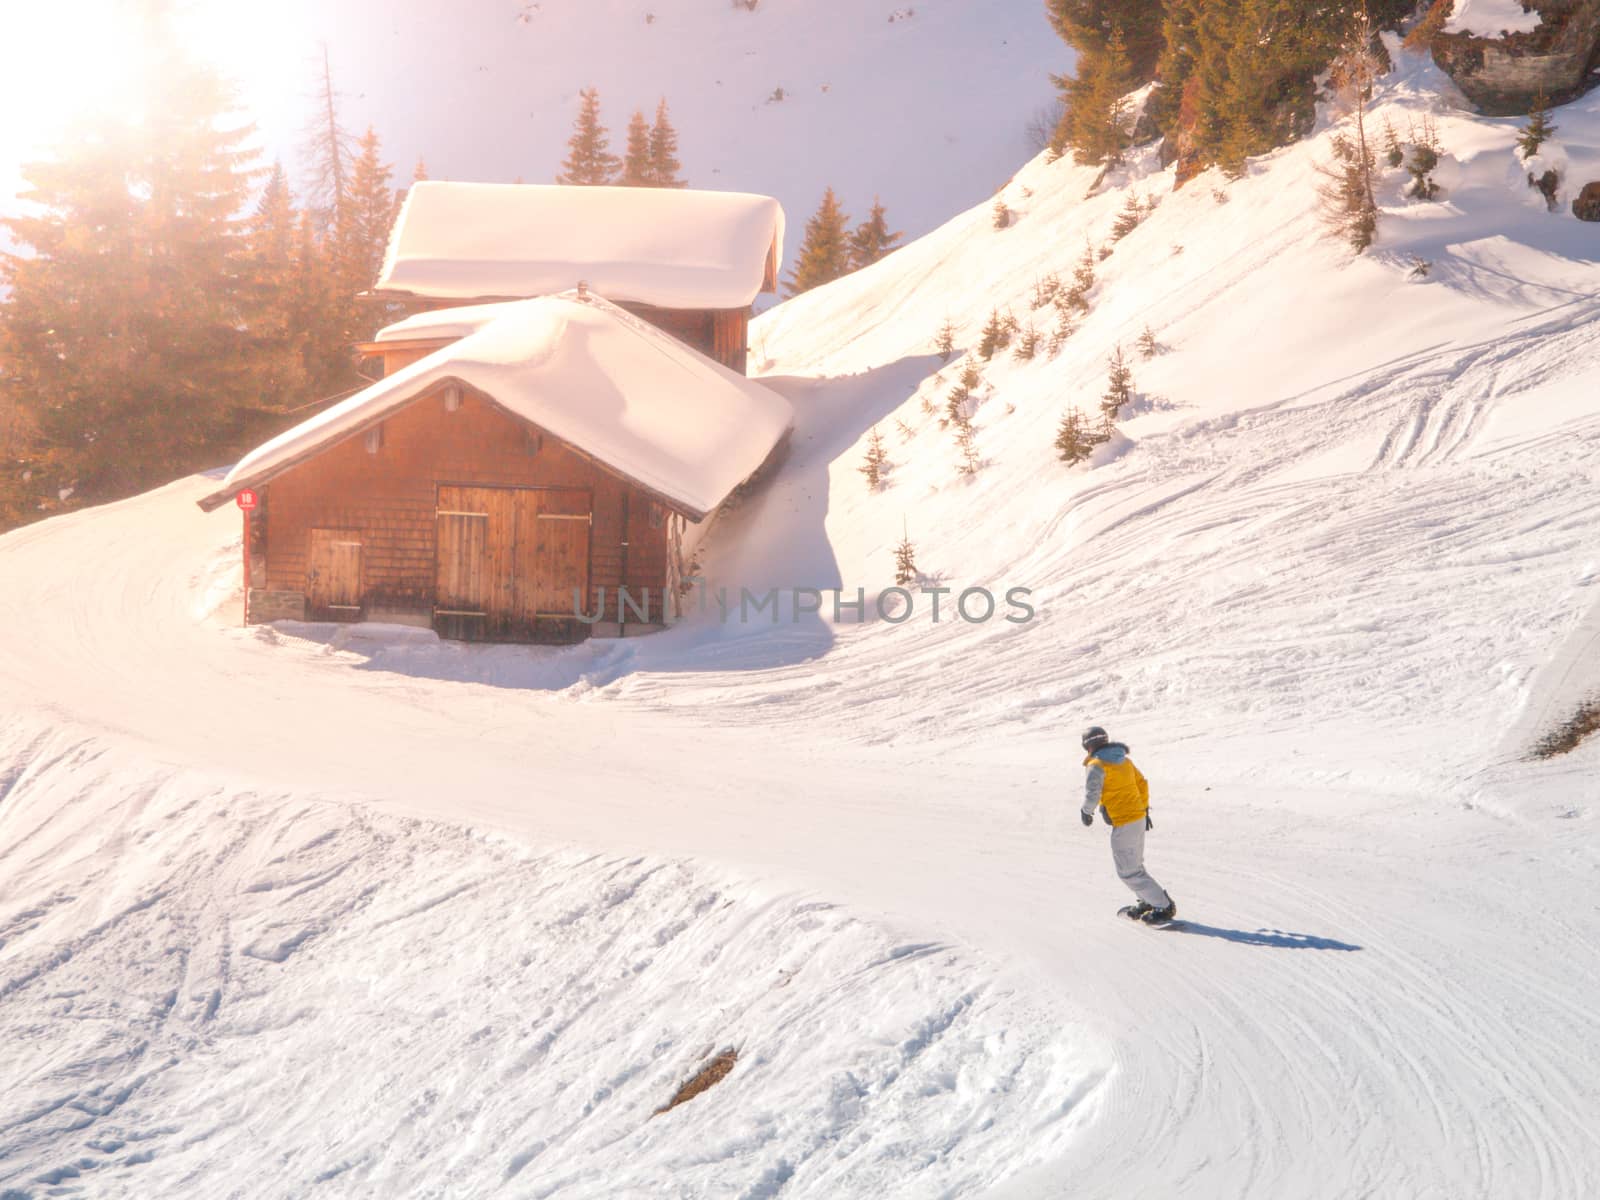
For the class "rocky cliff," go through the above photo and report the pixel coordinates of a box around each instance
[1433,0,1600,115]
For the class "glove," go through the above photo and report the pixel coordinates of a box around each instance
[1146,814,1154,831]
[1080,811,1094,827]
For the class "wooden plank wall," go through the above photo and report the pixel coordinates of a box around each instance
[261,386,671,631]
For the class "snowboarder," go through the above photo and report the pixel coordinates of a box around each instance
[1078,726,1177,925]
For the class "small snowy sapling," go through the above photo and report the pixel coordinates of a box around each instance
[859,426,890,489]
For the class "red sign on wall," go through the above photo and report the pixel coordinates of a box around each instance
[236,489,258,511]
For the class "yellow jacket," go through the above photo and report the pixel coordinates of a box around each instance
[1083,745,1149,827]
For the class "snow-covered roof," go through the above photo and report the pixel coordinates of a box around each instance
[200,293,793,520]
[372,301,526,344]
[373,182,785,310]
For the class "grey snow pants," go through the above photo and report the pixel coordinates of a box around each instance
[1110,820,1170,908]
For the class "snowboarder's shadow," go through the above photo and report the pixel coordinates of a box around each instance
[1166,922,1362,951]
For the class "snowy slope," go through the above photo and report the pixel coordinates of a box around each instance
[4,39,1600,1200]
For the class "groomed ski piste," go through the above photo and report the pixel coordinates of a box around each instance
[3,40,1600,1200]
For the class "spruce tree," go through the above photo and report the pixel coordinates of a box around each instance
[859,426,890,489]
[0,28,268,507]
[784,188,852,296]
[850,198,903,269]
[978,310,1008,360]
[291,210,350,398]
[935,317,956,360]
[1055,407,1094,464]
[621,110,653,185]
[245,162,308,408]
[558,88,621,185]
[955,420,982,476]
[894,522,919,586]
[1102,346,1135,420]
[343,128,396,307]
[648,98,687,187]
[1517,95,1557,160]
[1112,192,1145,240]
[1045,1,1166,84]
[1137,324,1161,360]
[1317,12,1382,250]
[304,44,354,237]
[1407,117,1441,201]
[1064,27,1136,167]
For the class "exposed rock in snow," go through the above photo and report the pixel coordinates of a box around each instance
[1433,0,1600,115]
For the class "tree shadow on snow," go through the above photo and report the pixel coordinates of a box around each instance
[1166,922,1362,952]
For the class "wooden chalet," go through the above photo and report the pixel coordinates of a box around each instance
[198,184,790,644]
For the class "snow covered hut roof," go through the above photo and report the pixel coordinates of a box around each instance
[373,182,786,310]
[199,292,793,520]
[372,301,528,344]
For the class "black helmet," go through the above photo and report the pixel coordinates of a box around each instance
[1081,726,1109,752]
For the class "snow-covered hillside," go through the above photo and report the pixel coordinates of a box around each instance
[4,38,1600,1200]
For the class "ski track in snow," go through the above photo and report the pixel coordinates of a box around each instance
[4,57,1600,1200]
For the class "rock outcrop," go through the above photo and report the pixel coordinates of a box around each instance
[1574,181,1600,219]
[1433,0,1600,115]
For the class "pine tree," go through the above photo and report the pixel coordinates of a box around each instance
[784,188,852,296]
[292,210,351,398]
[1407,117,1441,200]
[1137,324,1161,360]
[1102,346,1135,420]
[1055,407,1095,464]
[558,88,621,185]
[850,198,903,269]
[1112,192,1145,240]
[1062,27,1136,166]
[1015,324,1040,361]
[303,44,354,237]
[859,426,890,489]
[647,98,686,187]
[935,317,956,360]
[1045,1,1167,85]
[1517,95,1557,160]
[894,521,919,586]
[0,23,269,509]
[955,420,982,475]
[1065,245,1096,313]
[1317,12,1382,251]
[621,110,653,185]
[342,128,397,323]
[978,310,1008,360]
[1157,0,1380,181]
[245,161,308,409]
[993,198,1012,229]
[1382,117,1404,169]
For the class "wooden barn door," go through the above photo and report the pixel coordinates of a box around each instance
[435,485,590,643]
[306,529,363,620]
[514,489,592,642]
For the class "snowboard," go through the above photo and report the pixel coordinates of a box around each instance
[1118,905,1182,929]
